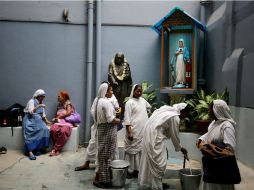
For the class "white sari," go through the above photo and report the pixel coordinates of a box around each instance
[138,103,186,190]
[124,84,151,171]
[199,100,237,190]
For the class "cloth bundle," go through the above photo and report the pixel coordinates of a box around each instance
[200,142,234,158]
[65,109,81,124]
[200,142,241,184]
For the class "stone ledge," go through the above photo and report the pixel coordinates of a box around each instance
[0,126,79,152]
[62,126,79,152]
[0,126,24,150]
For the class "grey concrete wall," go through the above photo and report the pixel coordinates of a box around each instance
[101,25,160,90]
[205,1,254,107]
[231,107,254,169]
[0,1,201,144]
[0,1,201,26]
[1,0,253,172]
[0,1,87,24]
[205,1,254,169]
[101,1,200,26]
[0,21,87,141]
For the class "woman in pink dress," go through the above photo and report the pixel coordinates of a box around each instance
[49,90,74,156]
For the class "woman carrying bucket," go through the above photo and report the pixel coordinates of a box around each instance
[138,103,189,190]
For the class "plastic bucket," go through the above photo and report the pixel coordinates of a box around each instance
[109,160,129,188]
[179,168,201,190]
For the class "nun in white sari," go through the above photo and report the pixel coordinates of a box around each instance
[123,84,151,177]
[138,103,188,190]
[198,99,237,190]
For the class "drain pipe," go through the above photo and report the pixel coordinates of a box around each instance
[85,0,94,142]
[198,0,212,88]
[96,0,102,90]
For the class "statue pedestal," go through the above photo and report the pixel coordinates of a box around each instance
[160,87,194,94]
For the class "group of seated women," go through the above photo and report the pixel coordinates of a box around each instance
[22,89,79,160]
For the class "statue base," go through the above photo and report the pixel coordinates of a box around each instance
[173,84,186,88]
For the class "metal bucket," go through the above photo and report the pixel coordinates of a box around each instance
[109,160,129,188]
[179,168,201,190]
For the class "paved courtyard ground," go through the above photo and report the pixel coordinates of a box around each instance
[0,148,253,190]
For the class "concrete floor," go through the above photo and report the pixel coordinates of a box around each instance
[0,148,254,190]
[0,148,139,190]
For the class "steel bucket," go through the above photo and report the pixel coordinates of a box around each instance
[179,168,201,190]
[109,160,129,188]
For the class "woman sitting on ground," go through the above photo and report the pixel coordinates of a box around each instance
[49,90,75,156]
[23,89,51,160]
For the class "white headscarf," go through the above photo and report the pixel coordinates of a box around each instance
[148,103,187,128]
[213,99,236,127]
[97,83,108,99]
[173,103,187,115]
[199,100,236,147]
[33,89,46,98]
[178,38,184,46]
[129,84,138,98]
[94,83,109,122]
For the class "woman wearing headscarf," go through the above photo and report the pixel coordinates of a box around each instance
[23,89,50,160]
[49,90,75,156]
[197,99,239,190]
[123,84,151,178]
[92,83,121,188]
[75,82,120,171]
[138,103,189,190]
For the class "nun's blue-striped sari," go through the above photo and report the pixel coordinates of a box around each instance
[23,98,49,152]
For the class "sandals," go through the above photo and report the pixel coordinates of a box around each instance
[28,155,36,160]
[49,149,60,157]
[75,161,90,171]
[34,151,41,156]
[75,165,89,171]
[133,170,139,178]
[162,183,170,189]
[0,147,7,154]
[93,181,111,189]
[126,171,133,179]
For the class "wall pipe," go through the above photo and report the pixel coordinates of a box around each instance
[199,0,212,88]
[85,0,94,142]
[96,0,102,90]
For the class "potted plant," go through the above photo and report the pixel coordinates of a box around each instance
[140,81,158,115]
[185,89,229,134]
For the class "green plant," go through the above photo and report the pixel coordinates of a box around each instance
[141,81,158,114]
[185,89,229,121]
[124,81,158,115]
